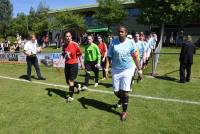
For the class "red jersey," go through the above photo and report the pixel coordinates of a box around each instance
[98,42,107,57]
[63,41,82,64]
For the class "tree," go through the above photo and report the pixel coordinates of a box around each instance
[137,0,200,44]
[9,13,29,38]
[0,0,13,38]
[192,0,200,23]
[27,3,49,37]
[93,0,127,29]
[50,12,86,32]
[36,0,49,13]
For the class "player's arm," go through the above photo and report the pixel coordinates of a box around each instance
[107,42,113,67]
[143,44,147,62]
[96,45,101,65]
[76,45,85,69]
[102,43,108,62]
[131,52,141,70]
[132,52,143,80]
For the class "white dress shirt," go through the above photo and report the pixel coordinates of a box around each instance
[24,40,38,55]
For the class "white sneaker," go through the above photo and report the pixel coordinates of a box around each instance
[82,85,88,90]
[77,84,81,91]
[116,104,122,108]
[67,97,74,102]
[101,77,106,80]
[94,83,98,87]
[116,99,122,108]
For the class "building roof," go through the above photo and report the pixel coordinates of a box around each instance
[48,0,137,14]
[48,4,98,14]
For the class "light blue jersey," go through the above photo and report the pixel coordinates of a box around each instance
[147,39,153,51]
[108,38,137,70]
[149,37,156,49]
[135,41,146,59]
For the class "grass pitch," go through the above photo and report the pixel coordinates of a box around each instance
[0,48,199,134]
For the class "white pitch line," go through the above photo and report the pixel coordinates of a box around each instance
[0,75,200,105]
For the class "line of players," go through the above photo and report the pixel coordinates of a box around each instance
[60,27,157,120]
[24,26,157,121]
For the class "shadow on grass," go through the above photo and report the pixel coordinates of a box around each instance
[164,70,179,75]
[19,75,38,80]
[45,88,81,99]
[78,74,95,80]
[155,75,179,82]
[78,97,120,116]
[77,75,112,88]
[45,88,67,99]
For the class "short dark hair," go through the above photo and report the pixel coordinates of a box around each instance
[65,31,72,36]
[97,35,105,42]
[118,25,128,33]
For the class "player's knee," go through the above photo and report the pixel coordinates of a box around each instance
[122,91,129,97]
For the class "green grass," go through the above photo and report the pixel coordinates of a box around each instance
[0,48,200,134]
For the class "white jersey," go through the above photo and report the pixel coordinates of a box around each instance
[24,40,38,55]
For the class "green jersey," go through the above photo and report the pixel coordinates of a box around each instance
[84,43,101,64]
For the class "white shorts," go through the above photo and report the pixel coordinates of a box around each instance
[111,67,135,92]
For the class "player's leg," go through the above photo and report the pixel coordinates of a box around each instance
[93,61,99,87]
[82,62,91,90]
[101,57,107,80]
[105,57,109,78]
[112,69,122,108]
[120,68,134,121]
[67,63,79,102]
[121,91,129,121]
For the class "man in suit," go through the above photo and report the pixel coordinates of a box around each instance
[179,35,196,83]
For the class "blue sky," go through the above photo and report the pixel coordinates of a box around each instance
[10,0,97,16]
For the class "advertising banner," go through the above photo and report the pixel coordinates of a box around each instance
[0,53,18,61]
[52,53,65,68]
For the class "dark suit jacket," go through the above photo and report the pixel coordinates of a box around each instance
[179,41,196,64]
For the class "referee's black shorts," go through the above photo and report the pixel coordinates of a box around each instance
[64,63,78,83]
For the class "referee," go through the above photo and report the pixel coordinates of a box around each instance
[24,34,46,81]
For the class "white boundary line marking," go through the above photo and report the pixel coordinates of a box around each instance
[0,75,200,105]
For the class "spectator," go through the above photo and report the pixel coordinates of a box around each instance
[43,34,49,48]
[179,35,196,83]
[24,33,46,81]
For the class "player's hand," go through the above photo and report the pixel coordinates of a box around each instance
[137,69,143,82]
[95,64,101,69]
[102,57,105,62]
[66,51,71,58]
[81,64,85,70]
